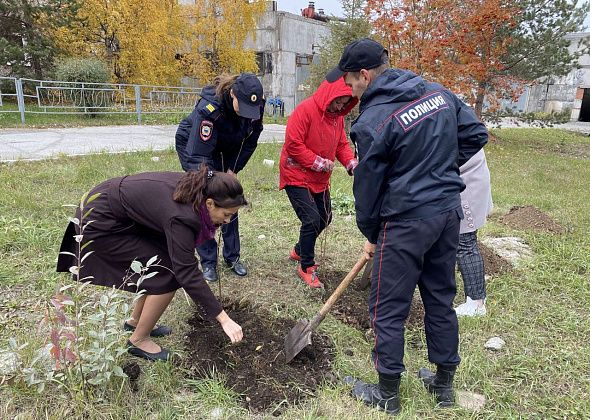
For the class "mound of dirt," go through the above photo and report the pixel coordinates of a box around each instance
[318,243,509,332]
[318,269,424,332]
[478,242,513,276]
[184,299,334,414]
[501,205,565,234]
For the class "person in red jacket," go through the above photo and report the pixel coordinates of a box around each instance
[279,78,358,288]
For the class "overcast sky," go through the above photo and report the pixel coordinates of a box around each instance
[275,0,344,17]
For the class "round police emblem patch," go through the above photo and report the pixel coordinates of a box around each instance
[250,94,257,102]
[200,121,213,141]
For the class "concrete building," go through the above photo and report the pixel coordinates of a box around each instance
[176,1,335,115]
[245,1,332,115]
[507,32,590,121]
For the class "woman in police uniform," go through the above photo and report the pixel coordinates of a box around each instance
[175,73,265,282]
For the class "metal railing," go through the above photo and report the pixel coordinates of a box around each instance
[0,76,202,124]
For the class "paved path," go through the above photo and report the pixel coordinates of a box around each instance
[0,124,286,162]
[2,119,589,162]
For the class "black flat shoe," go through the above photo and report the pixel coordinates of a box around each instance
[226,259,247,276]
[202,266,218,282]
[127,340,171,362]
[123,322,172,338]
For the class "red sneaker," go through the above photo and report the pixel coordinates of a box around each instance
[297,265,323,288]
[289,248,301,261]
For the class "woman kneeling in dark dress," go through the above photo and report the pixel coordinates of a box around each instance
[57,165,246,361]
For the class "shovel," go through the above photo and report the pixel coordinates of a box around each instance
[356,257,373,291]
[283,255,368,363]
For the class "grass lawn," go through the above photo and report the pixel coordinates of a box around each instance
[0,103,289,128]
[0,128,589,418]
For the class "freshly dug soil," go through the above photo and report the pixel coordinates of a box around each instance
[318,269,425,332]
[122,361,141,392]
[478,241,513,276]
[501,205,565,234]
[184,299,334,414]
[318,243,510,333]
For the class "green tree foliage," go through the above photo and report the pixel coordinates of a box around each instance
[502,0,590,81]
[0,0,78,78]
[307,0,372,94]
[54,58,110,84]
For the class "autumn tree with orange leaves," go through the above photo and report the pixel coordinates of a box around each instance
[366,0,589,116]
[367,0,518,115]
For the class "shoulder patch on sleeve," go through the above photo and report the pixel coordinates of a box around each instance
[393,91,450,132]
[200,120,214,142]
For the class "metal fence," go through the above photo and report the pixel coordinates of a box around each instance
[0,76,202,124]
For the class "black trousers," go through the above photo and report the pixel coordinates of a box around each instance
[369,207,462,375]
[284,186,332,270]
[197,214,240,268]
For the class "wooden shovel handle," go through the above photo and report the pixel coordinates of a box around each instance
[309,255,368,330]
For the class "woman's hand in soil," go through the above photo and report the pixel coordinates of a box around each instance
[216,310,243,343]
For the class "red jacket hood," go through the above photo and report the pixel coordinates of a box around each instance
[312,79,358,116]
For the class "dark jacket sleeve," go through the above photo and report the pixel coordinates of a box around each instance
[335,123,356,170]
[234,117,263,173]
[453,94,488,166]
[185,109,219,171]
[351,122,392,244]
[165,217,222,319]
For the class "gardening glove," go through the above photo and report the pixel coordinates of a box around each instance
[345,158,359,176]
[311,156,335,173]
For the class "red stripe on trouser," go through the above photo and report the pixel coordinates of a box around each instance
[372,222,388,371]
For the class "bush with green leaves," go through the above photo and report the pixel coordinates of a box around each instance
[54,58,110,84]
[3,192,161,398]
[53,58,111,116]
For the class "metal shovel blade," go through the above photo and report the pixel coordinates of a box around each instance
[284,319,313,363]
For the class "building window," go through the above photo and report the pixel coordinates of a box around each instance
[255,52,273,75]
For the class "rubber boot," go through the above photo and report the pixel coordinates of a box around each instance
[418,364,456,407]
[348,372,401,415]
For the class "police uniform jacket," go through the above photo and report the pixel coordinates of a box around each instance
[176,86,264,173]
[351,69,488,243]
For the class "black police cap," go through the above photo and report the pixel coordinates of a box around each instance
[326,38,388,83]
[233,73,264,120]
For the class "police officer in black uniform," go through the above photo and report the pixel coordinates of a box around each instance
[176,73,265,282]
[326,39,488,414]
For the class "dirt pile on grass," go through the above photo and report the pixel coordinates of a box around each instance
[318,243,511,332]
[501,205,565,234]
[184,299,334,414]
[478,241,513,276]
[318,269,424,331]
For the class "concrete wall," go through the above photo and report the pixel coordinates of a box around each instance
[245,8,330,115]
[177,1,331,115]
[501,32,590,119]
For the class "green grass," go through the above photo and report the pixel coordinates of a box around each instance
[1,128,589,418]
[0,102,288,128]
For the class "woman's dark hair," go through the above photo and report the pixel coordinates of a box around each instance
[214,74,239,99]
[173,165,247,211]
